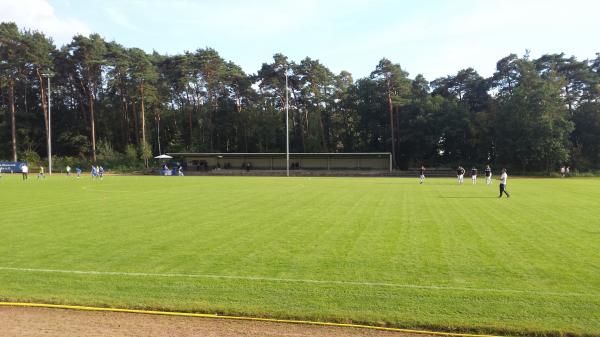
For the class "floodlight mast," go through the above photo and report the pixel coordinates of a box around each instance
[42,72,53,175]
[285,70,290,177]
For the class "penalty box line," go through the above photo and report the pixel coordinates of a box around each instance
[0,266,596,298]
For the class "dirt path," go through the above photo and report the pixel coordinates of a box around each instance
[0,306,438,337]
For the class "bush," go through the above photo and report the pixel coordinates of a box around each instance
[47,141,146,174]
[125,144,138,163]
[57,132,90,157]
[51,156,91,173]
[20,149,42,167]
[97,139,117,163]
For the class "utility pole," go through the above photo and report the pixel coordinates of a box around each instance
[43,73,53,174]
[285,71,290,177]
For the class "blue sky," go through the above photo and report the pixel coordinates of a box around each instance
[1,0,599,80]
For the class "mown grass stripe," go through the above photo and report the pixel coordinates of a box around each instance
[1,266,597,297]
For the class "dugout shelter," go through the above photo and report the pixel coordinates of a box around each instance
[168,153,392,172]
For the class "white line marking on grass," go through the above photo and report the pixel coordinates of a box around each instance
[0,266,597,298]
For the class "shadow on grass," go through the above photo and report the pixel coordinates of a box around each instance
[439,196,499,198]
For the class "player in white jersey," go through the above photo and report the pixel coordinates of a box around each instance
[21,164,29,180]
[457,166,465,184]
[498,168,510,198]
[484,165,492,185]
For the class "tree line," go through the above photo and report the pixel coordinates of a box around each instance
[1,22,599,172]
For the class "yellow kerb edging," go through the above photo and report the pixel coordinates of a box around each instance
[0,302,505,337]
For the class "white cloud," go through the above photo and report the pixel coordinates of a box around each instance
[0,0,90,46]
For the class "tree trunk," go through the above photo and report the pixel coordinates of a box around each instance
[140,82,147,167]
[89,92,97,162]
[36,69,50,158]
[120,84,130,145]
[188,106,193,147]
[155,107,161,155]
[213,105,219,152]
[319,110,327,152]
[388,91,396,168]
[242,105,248,153]
[185,89,193,146]
[395,105,404,168]
[8,78,17,161]
[298,112,306,152]
[132,101,139,145]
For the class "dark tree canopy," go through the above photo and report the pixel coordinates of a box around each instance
[1,22,599,172]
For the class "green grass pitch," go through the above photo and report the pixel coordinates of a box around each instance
[0,175,599,336]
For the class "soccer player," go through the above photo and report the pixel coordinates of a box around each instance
[98,166,104,179]
[418,165,425,184]
[91,166,97,179]
[66,165,71,176]
[471,167,478,184]
[37,166,45,179]
[485,165,492,185]
[75,167,82,178]
[499,168,510,198]
[22,164,28,180]
[457,166,465,184]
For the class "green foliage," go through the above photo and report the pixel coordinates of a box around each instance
[572,102,600,167]
[51,155,88,172]
[125,144,138,163]
[57,132,90,157]
[96,139,116,162]
[20,149,41,166]
[2,22,600,172]
[139,141,151,160]
[495,60,574,172]
[94,140,144,170]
